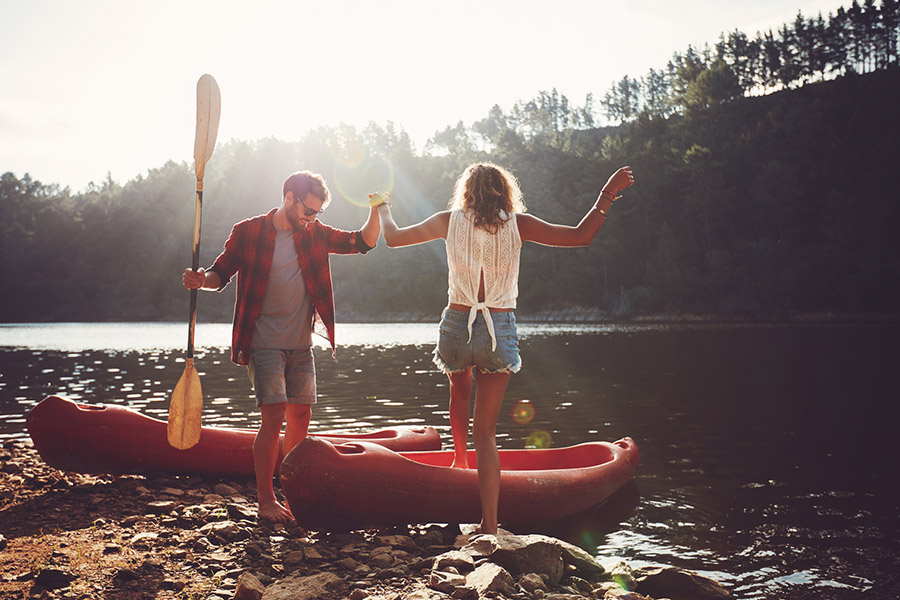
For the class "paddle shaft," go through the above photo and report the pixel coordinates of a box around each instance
[186,181,203,359]
[168,74,220,450]
[183,73,220,360]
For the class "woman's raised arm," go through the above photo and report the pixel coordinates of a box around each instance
[518,166,634,247]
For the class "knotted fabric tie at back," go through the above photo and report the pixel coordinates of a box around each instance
[466,302,498,351]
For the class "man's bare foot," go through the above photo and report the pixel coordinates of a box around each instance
[258,500,294,524]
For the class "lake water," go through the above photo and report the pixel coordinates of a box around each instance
[1,321,898,599]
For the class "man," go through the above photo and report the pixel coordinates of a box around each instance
[182,170,380,523]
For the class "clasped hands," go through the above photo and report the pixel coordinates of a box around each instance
[368,191,391,208]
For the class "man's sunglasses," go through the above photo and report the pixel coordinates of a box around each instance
[295,193,325,217]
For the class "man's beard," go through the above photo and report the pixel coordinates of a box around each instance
[288,209,311,231]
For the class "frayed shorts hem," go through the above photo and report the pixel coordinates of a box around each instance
[431,348,522,375]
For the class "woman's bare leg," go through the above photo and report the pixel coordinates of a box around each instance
[472,370,511,534]
[448,368,473,468]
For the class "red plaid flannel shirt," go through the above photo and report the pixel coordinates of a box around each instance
[208,208,373,365]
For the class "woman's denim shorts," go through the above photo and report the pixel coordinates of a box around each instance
[433,307,522,375]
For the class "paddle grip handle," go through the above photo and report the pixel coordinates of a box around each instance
[187,186,203,358]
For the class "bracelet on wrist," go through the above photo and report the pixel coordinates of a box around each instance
[600,189,620,202]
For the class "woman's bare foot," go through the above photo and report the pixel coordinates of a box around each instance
[258,499,294,524]
[450,458,469,469]
[476,522,498,535]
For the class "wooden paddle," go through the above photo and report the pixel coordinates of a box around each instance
[167,74,221,450]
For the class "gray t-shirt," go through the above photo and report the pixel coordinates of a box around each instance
[250,229,312,349]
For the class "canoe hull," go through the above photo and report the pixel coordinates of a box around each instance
[280,435,639,530]
[26,395,441,477]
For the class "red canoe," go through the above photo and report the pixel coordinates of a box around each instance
[280,435,639,530]
[27,395,441,477]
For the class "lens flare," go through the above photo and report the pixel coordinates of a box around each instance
[578,529,598,551]
[330,132,367,168]
[511,399,535,425]
[329,137,395,208]
[333,156,394,208]
[525,430,552,449]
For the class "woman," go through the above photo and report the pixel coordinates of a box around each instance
[370,162,634,534]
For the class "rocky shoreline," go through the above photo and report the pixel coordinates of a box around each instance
[1,439,732,600]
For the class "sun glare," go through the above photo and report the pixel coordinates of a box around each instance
[329,139,396,208]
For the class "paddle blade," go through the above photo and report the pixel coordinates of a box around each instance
[167,358,203,449]
[193,74,221,182]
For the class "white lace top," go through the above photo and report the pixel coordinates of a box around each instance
[446,209,522,349]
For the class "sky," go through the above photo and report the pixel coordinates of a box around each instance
[1,0,847,192]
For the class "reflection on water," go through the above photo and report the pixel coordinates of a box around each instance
[2,322,899,599]
[0,321,651,353]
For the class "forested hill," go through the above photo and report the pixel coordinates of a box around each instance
[2,69,899,323]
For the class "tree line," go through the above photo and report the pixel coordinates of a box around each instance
[599,0,900,123]
[2,3,898,324]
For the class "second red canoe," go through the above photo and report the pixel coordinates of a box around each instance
[280,435,639,530]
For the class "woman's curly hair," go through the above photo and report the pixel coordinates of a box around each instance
[448,162,526,233]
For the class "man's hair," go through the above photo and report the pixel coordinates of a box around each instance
[283,171,331,208]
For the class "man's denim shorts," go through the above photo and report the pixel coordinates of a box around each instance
[247,348,317,407]
[432,307,522,375]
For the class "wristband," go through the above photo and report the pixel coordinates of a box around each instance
[600,189,619,202]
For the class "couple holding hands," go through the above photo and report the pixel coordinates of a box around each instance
[182,162,634,532]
